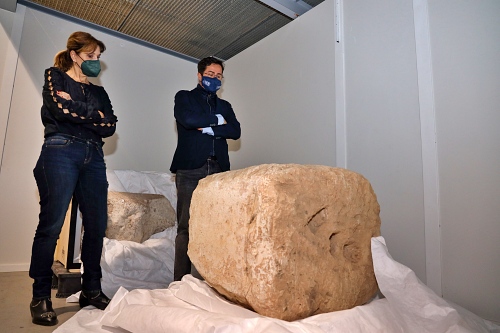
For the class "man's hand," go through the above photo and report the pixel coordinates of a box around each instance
[199,127,215,136]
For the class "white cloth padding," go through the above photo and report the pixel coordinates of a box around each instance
[370,237,497,333]
[100,227,177,298]
[99,169,178,297]
[54,237,500,333]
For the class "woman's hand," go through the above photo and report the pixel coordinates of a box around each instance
[56,90,72,100]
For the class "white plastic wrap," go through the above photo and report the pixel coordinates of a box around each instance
[55,237,500,333]
[100,228,177,297]
[100,170,178,296]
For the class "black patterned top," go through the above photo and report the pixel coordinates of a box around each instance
[40,66,117,143]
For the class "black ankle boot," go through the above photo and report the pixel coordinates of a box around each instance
[30,298,58,326]
[79,290,111,310]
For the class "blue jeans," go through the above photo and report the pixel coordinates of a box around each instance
[30,134,108,298]
[174,158,222,281]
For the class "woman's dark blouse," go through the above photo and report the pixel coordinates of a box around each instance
[41,67,117,143]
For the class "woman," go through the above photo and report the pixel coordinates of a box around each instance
[29,31,117,326]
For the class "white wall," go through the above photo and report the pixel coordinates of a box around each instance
[0,7,14,75]
[0,4,197,271]
[0,7,15,162]
[429,0,500,322]
[223,0,336,169]
[342,0,427,289]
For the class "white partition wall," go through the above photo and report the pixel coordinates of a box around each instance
[429,0,500,323]
[223,0,336,169]
[0,7,17,164]
[0,7,15,79]
[342,0,427,284]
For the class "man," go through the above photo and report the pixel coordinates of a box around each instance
[170,56,241,281]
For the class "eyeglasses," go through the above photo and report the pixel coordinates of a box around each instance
[203,71,223,80]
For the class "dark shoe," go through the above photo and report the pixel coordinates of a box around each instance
[79,290,111,310]
[30,298,58,326]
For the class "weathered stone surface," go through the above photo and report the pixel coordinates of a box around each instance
[188,164,381,321]
[106,191,176,243]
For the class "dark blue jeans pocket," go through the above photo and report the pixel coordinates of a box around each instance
[44,135,71,147]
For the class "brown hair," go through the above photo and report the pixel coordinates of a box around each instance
[53,31,106,71]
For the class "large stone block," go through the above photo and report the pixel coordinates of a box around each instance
[106,191,176,243]
[188,164,381,321]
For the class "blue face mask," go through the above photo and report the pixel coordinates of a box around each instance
[201,76,221,92]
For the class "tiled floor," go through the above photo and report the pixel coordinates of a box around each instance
[0,271,79,332]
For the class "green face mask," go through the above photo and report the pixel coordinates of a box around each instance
[80,59,101,77]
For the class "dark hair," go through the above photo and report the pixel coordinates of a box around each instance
[197,56,224,75]
[53,31,106,71]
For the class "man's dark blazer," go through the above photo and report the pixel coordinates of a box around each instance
[170,85,241,173]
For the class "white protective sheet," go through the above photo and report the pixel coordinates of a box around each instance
[100,227,177,297]
[54,237,500,333]
[100,170,179,296]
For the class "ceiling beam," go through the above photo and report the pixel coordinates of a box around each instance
[257,0,312,19]
[0,0,17,12]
